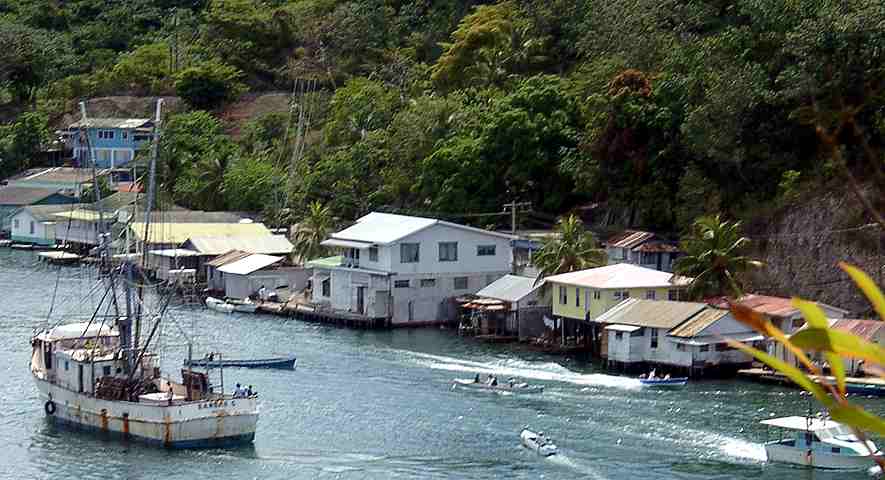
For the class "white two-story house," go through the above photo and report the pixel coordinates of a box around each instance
[311,212,514,326]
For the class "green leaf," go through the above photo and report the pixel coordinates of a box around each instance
[793,298,829,329]
[830,405,885,437]
[790,328,885,366]
[727,339,833,408]
[827,351,846,395]
[841,263,885,320]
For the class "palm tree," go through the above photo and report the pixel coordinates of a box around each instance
[292,201,335,264]
[674,214,764,299]
[533,214,607,283]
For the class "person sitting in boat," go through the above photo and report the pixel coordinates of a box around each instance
[639,373,647,379]
[663,374,671,380]
[490,376,498,386]
[247,385,254,397]
[648,369,656,380]
[473,373,480,383]
[233,383,244,398]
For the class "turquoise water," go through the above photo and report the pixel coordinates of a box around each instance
[1,248,882,479]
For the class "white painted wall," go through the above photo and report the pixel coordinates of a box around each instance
[10,209,56,244]
[387,223,512,275]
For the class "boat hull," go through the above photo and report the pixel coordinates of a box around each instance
[765,443,877,470]
[452,379,543,394]
[640,378,688,387]
[34,376,258,449]
[520,429,557,456]
[185,356,297,369]
[206,298,235,313]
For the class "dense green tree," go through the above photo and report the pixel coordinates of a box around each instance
[174,61,246,110]
[112,43,172,94]
[222,154,283,211]
[292,201,335,263]
[158,111,238,209]
[532,214,607,282]
[674,215,764,299]
[323,77,401,146]
[431,1,546,90]
[0,111,50,177]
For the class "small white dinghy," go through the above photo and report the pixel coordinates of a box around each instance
[520,429,557,456]
[205,297,257,314]
[206,297,235,313]
[452,378,543,394]
[761,415,881,470]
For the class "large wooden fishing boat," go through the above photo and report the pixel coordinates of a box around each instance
[29,100,259,448]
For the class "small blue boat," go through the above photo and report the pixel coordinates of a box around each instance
[845,382,885,396]
[640,377,688,387]
[184,356,297,370]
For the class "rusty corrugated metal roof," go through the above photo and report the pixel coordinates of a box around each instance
[605,230,656,249]
[206,250,251,267]
[830,319,884,342]
[593,298,708,329]
[668,308,730,338]
[635,242,681,253]
[708,294,799,318]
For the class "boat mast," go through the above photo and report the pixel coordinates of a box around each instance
[79,101,128,368]
[132,99,164,361]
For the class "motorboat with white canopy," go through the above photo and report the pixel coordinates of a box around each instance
[761,415,880,469]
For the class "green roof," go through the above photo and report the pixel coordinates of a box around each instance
[305,255,343,268]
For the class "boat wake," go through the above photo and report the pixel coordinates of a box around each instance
[716,437,768,463]
[546,453,608,479]
[397,351,641,390]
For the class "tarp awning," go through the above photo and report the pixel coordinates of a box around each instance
[321,238,374,249]
[218,254,283,275]
[605,324,642,332]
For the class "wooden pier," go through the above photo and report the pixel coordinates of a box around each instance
[255,300,389,329]
[738,368,885,396]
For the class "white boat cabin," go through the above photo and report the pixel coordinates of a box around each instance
[761,416,880,470]
[30,322,207,402]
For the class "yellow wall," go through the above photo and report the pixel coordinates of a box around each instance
[550,283,685,320]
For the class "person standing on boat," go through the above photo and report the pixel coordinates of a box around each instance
[473,373,480,383]
[258,285,268,301]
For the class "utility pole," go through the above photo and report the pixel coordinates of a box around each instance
[502,201,532,236]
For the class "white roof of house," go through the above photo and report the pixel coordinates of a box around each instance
[544,263,689,289]
[329,212,514,245]
[184,234,292,256]
[217,254,283,275]
[605,324,642,332]
[476,275,541,302]
[760,416,846,432]
[40,322,118,341]
[147,248,201,258]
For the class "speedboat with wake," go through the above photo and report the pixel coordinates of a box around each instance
[452,377,543,394]
[640,377,688,387]
[761,415,880,469]
[520,429,557,456]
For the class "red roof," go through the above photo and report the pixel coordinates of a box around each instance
[830,319,884,342]
[707,294,799,318]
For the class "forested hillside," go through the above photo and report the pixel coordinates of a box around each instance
[1,0,883,236]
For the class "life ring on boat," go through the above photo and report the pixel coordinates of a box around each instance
[44,400,56,415]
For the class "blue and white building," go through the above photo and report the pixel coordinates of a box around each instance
[66,118,153,168]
